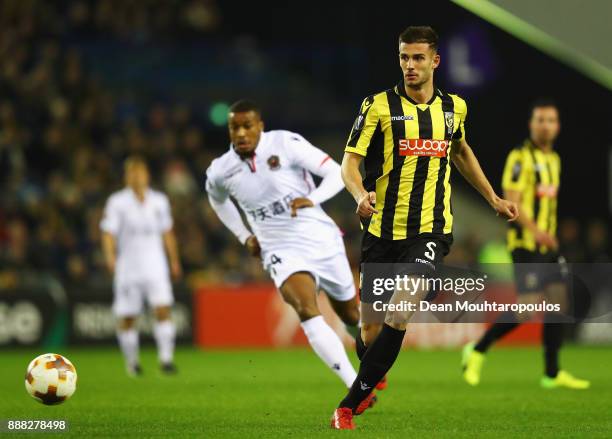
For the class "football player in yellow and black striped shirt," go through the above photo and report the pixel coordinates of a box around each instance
[463,99,590,390]
[331,26,518,429]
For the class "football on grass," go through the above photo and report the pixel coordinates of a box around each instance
[25,353,77,405]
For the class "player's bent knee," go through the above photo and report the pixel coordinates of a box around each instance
[281,291,320,321]
[154,306,172,321]
[294,304,320,322]
[118,317,137,330]
[279,279,320,321]
[384,310,409,331]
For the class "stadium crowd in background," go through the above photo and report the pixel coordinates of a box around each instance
[0,1,609,291]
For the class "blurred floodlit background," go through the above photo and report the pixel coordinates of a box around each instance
[1,0,611,348]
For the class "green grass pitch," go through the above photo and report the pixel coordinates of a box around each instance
[1,345,610,438]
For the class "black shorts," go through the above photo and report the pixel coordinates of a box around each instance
[359,232,452,306]
[361,232,452,271]
[512,249,567,294]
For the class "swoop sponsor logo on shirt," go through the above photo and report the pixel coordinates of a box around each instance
[399,139,449,157]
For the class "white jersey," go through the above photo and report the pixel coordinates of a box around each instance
[100,188,173,282]
[205,130,343,256]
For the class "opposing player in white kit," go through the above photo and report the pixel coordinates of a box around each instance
[206,100,375,411]
[101,157,182,376]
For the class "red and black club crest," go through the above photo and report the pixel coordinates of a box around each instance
[267,155,281,170]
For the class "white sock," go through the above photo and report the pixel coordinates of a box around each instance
[116,328,139,368]
[301,315,357,388]
[153,319,176,364]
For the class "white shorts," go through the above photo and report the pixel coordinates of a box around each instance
[262,247,356,302]
[113,277,174,317]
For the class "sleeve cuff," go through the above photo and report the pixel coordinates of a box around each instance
[344,146,367,156]
[238,231,253,245]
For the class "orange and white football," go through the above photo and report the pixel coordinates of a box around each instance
[25,353,77,405]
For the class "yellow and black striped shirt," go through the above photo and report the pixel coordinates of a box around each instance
[502,139,561,253]
[345,81,467,240]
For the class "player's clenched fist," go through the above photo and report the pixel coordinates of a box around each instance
[491,197,519,222]
[245,235,261,257]
[356,191,378,218]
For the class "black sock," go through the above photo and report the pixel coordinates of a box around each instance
[474,311,519,353]
[543,313,564,378]
[339,324,405,410]
[355,333,368,361]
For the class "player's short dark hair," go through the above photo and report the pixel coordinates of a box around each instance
[399,26,439,52]
[529,98,559,118]
[229,99,261,117]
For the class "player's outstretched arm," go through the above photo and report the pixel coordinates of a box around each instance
[205,165,253,245]
[450,139,518,221]
[163,230,183,279]
[341,152,378,218]
[207,194,253,245]
[101,232,116,274]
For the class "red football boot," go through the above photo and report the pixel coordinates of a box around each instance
[354,392,377,415]
[330,407,355,430]
[376,375,388,391]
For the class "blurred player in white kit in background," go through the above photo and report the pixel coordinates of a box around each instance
[101,156,182,376]
[206,100,378,413]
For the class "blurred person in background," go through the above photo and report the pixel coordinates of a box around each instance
[100,156,182,376]
[206,100,364,404]
[585,219,610,263]
[0,0,358,285]
[462,99,590,390]
[558,218,585,262]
